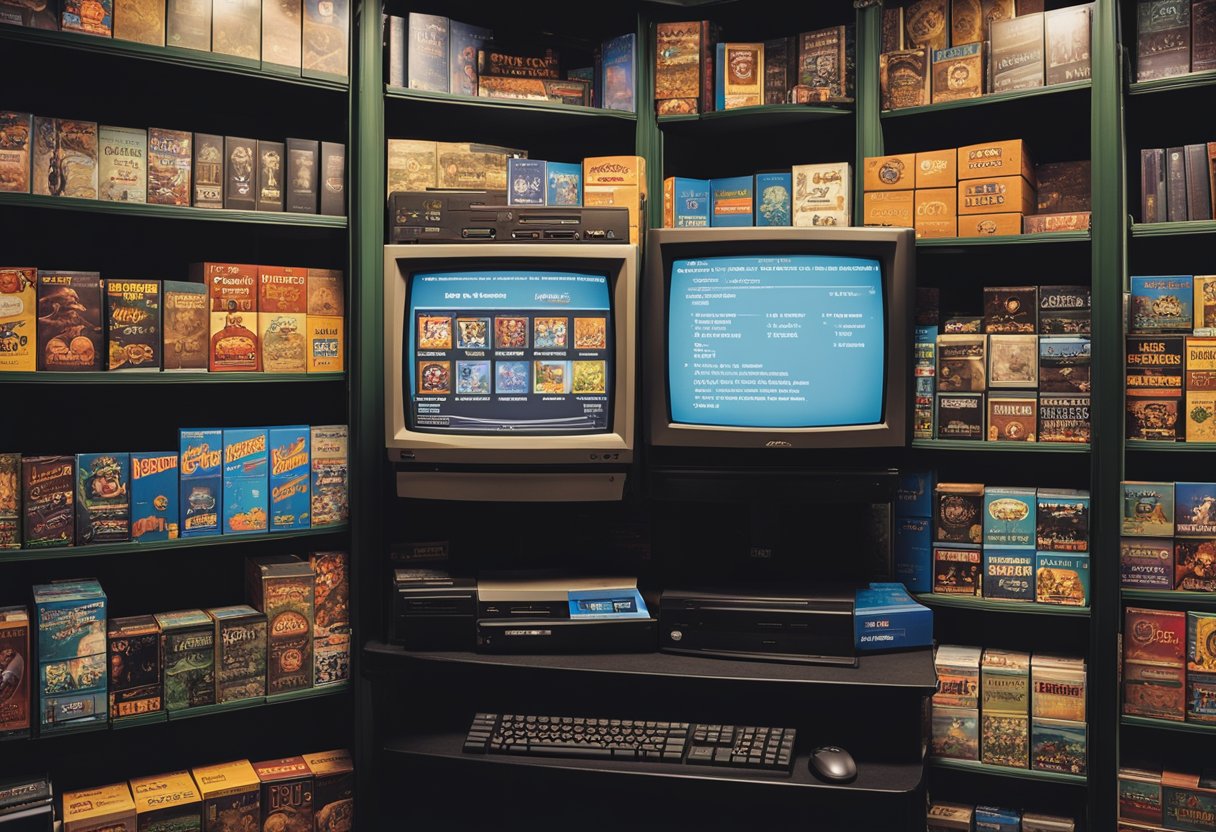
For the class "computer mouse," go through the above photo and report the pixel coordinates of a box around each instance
[809,746,857,783]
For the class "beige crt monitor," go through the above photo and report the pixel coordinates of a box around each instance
[384,243,638,502]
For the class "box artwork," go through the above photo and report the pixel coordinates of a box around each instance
[937,334,986,391]
[906,0,949,52]
[984,489,1036,549]
[37,270,103,371]
[1190,611,1216,673]
[988,395,1037,442]
[311,425,348,527]
[895,516,932,592]
[1031,717,1086,775]
[1039,286,1091,335]
[863,190,914,227]
[881,48,930,110]
[1175,482,1216,536]
[0,112,32,195]
[934,545,982,595]
[302,749,353,831]
[754,173,791,226]
[1121,538,1175,589]
[285,137,318,214]
[1022,814,1076,832]
[988,334,1038,388]
[222,428,267,535]
[246,555,314,694]
[155,609,214,711]
[0,266,36,373]
[937,393,985,440]
[1176,539,1216,592]
[180,428,221,537]
[1163,776,1216,832]
[33,118,97,199]
[208,604,266,703]
[791,162,850,227]
[1120,767,1164,825]
[1039,395,1091,444]
[975,805,1022,832]
[98,125,147,203]
[984,286,1037,333]
[146,128,191,207]
[935,483,984,544]
[0,607,29,734]
[1128,397,1182,442]
[1195,275,1216,330]
[268,426,309,531]
[0,454,16,549]
[254,140,285,213]
[107,280,161,370]
[75,453,129,545]
[1122,481,1175,537]
[1039,337,1090,394]
[199,262,260,372]
[1126,336,1183,419]
[935,644,983,709]
[319,141,345,216]
[931,705,980,760]
[130,452,177,542]
[258,266,307,373]
[310,550,349,687]
[863,153,915,191]
[928,802,974,832]
[262,0,300,70]
[192,759,259,832]
[1189,672,1216,724]
[253,757,313,832]
[982,713,1029,768]
[1031,653,1086,721]
[1124,665,1184,719]
[1126,607,1186,665]
[1131,275,1193,332]
[983,548,1034,600]
[302,0,348,80]
[982,648,1030,716]
[306,269,343,319]
[1186,336,1216,396]
[107,614,161,719]
[162,281,208,371]
[22,455,74,548]
[129,770,201,832]
[62,783,136,832]
[932,43,985,104]
[991,12,1045,91]
[33,579,107,730]
[1036,552,1090,606]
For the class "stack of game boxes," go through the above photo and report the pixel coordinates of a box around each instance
[1121,480,1216,594]
[663,162,852,228]
[928,803,1076,831]
[1119,764,1216,832]
[1123,606,1216,725]
[895,470,935,592]
[1134,0,1216,83]
[1138,143,1215,223]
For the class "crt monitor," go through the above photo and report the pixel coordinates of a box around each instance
[384,244,637,501]
[645,227,914,451]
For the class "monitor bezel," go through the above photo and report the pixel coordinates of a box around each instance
[644,227,913,451]
[384,243,637,464]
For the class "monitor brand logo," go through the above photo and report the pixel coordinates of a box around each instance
[764,440,792,447]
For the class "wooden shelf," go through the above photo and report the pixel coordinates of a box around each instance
[1121,716,1216,735]
[1127,70,1216,96]
[1130,220,1216,239]
[0,372,345,384]
[1,523,348,563]
[1122,588,1216,605]
[928,757,1087,785]
[1125,439,1216,452]
[881,80,1092,119]
[0,23,349,90]
[915,594,1090,617]
[658,103,851,132]
[385,86,637,123]
[916,232,1091,249]
[0,192,347,228]
[911,439,1090,453]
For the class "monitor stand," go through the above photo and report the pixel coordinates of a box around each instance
[397,471,627,502]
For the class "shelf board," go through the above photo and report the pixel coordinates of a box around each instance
[881,80,1092,119]
[1121,588,1216,605]
[658,103,851,132]
[1,523,348,563]
[1125,439,1216,452]
[1130,220,1216,239]
[385,732,925,795]
[385,86,637,122]
[911,439,1090,453]
[0,23,348,91]
[928,757,1087,786]
[0,371,345,384]
[1128,70,1216,96]
[1121,716,1216,735]
[363,642,938,692]
[914,594,1090,617]
[0,192,348,228]
[916,231,1091,249]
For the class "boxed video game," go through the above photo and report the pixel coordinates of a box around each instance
[1039,337,1090,394]
[306,268,344,319]
[897,470,934,518]
[75,453,129,545]
[268,426,309,531]
[62,783,135,832]
[1036,552,1090,606]
[1032,654,1086,721]
[162,281,208,371]
[0,607,29,735]
[1021,813,1076,832]
[147,128,191,207]
[196,262,260,373]
[0,113,32,195]
[0,266,36,373]
[937,334,987,392]
[1175,483,1216,536]
[863,190,913,228]
[958,139,1035,182]
[927,802,974,832]
[319,141,345,216]
[154,609,215,711]
[286,138,318,214]
[1031,717,1086,775]
[895,516,932,592]
[937,393,985,440]
[1126,336,1184,432]
[22,455,74,548]
[246,555,314,694]
[1039,285,1091,335]
[934,545,982,595]
[256,140,285,212]
[1120,767,1164,825]
[506,158,544,206]
[1189,672,1216,724]
[130,771,201,831]
[252,757,313,831]
[991,12,1045,92]
[258,266,307,373]
[1122,481,1175,537]
[863,153,915,191]
[302,0,349,80]
[179,428,221,538]
[311,425,348,527]
[222,428,268,535]
[33,579,107,731]
[191,759,260,832]
[988,334,1038,388]
[975,805,1022,832]
[98,125,147,203]
[37,270,103,371]
[0,454,19,548]
[1190,611,1216,673]
[983,486,1036,547]
[931,705,980,760]
[934,644,982,709]
[1039,394,1091,444]
[982,712,1029,768]
[302,749,353,830]
[310,550,349,687]
[1036,489,1090,551]
[915,375,935,439]
[223,136,256,210]
[983,649,1031,715]
[207,604,266,703]
[943,317,981,334]
[1124,607,1186,721]
[988,394,1037,442]
[1186,389,1216,442]
[935,483,984,544]
[33,119,98,199]
[932,42,984,104]
[193,132,224,208]
[106,280,161,371]
[1176,539,1216,592]
[984,286,1037,334]
[983,548,1034,600]
[1131,275,1193,333]
[107,614,161,721]
[1120,538,1175,589]
[307,314,343,373]
[130,452,178,542]
[1162,771,1216,832]
[854,583,933,651]
[0,774,53,829]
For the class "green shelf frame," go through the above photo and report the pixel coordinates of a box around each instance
[915,594,1091,617]
[1122,588,1216,605]
[915,231,1091,249]
[1130,220,1216,239]
[658,103,851,132]
[0,192,348,228]
[1121,716,1216,735]
[1126,439,1216,452]
[0,523,349,563]
[910,439,1090,453]
[111,712,169,730]
[880,80,1092,119]
[0,372,345,384]
[1127,70,1216,95]
[0,23,349,91]
[927,757,1088,785]
[385,85,638,122]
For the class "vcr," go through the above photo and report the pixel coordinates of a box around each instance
[389,190,630,244]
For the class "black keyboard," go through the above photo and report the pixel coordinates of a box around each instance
[462,713,797,774]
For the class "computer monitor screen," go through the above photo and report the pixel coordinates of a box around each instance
[667,255,885,429]
[407,269,614,435]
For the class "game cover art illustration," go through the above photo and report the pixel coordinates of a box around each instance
[456,317,489,349]
[574,317,607,349]
[455,361,490,394]
[494,316,528,349]
[572,360,606,395]
[495,361,528,393]
[418,360,450,394]
[417,315,451,350]
[534,360,570,394]
[533,317,567,349]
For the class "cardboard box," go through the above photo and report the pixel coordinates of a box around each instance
[62,783,136,832]
[960,212,1024,237]
[129,771,201,831]
[222,428,268,535]
[958,139,1036,182]
[915,148,958,189]
[915,188,957,237]
[107,614,162,719]
[582,155,647,193]
[246,555,315,694]
[192,759,260,832]
[863,190,914,227]
[310,551,350,687]
[33,580,107,731]
[155,609,215,711]
[959,176,1036,216]
[0,607,29,734]
[863,153,916,191]
[302,749,354,831]
[208,605,266,703]
[252,757,313,830]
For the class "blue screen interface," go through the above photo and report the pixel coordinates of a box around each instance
[668,255,885,428]
[408,270,613,434]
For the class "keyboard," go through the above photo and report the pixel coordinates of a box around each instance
[462,713,797,774]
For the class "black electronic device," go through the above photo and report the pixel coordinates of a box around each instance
[463,713,797,774]
[389,190,630,244]
[809,746,857,783]
[658,585,857,667]
[392,569,477,650]
[0,775,53,831]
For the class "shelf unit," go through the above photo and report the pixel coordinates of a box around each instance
[1,372,345,384]
[880,79,1093,119]
[0,192,349,227]
[914,594,1091,618]
[909,439,1090,453]
[0,524,349,563]
[926,758,1088,787]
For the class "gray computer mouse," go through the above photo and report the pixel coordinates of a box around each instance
[809,746,857,783]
